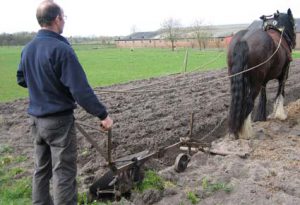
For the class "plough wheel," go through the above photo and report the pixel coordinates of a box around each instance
[174,153,190,172]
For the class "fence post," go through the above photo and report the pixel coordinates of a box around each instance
[183,49,189,73]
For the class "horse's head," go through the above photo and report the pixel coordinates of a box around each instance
[260,9,296,49]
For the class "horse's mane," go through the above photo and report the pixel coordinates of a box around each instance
[260,9,296,49]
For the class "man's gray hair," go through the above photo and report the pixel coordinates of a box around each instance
[36,1,62,26]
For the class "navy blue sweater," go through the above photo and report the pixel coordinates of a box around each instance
[17,29,108,119]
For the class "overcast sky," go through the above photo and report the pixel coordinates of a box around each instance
[0,0,298,37]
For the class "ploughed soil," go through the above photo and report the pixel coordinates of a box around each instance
[1,60,300,204]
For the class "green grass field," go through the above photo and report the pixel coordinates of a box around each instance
[0,45,300,204]
[0,45,227,102]
[1,45,299,102]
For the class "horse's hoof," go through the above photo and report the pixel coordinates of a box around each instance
[224,133,237,140]
[267,114,274,120]
[274,113,287,120]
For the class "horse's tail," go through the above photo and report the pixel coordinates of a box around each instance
[228,40,250,136]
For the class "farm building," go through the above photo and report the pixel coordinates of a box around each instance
[115,36,227,49]
[115,24,248,49]
[115,19,300,50]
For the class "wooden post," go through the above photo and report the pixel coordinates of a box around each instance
[183,49,189,73]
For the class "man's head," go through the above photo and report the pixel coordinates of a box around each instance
[36,0,65,34]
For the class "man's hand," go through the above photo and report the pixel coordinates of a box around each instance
[100,115,113,131]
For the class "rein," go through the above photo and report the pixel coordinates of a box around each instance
[225,28,284,79]
[95,30,285,95]
[95,31,284,95]
[263,15,295,51]
[265,25,293,52]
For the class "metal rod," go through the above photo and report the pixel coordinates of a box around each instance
[75,121,106,133]
[75,123,104,156]
[188,112,194,155]
[113,141,182,174]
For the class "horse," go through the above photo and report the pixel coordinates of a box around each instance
[227,9,296,139]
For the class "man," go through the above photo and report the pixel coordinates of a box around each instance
[16,1,113,204]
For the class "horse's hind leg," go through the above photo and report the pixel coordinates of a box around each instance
[238,86,257,139]
[272,82,287,120]
[254,85,267,121]
[272,64,289,120]
[238,113,253,139]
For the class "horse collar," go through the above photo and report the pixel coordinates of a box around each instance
[264,26,293,52]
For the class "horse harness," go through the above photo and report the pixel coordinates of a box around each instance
[262,16,293,61]
[262,15,292,93]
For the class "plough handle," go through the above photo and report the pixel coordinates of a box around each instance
[107,129,112,165]
[75,123,117,171]
[75,123,103,156]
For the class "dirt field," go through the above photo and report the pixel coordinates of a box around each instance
[1,60,300,204]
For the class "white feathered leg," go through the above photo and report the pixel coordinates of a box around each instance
[238,113,253,139]
[273,94,287,120]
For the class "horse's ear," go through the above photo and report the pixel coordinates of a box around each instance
[287,8,292,16]
[274,13,279,18]
[277,10,279,14]
[260,15,266,21]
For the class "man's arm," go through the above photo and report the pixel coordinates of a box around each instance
[17,63,27,88]
[61,54,113,130]
[60,51,108,120]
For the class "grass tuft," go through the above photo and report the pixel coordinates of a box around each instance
[201,177,233,194]
[0,144,13,154]
[136,170,164,192]
[187,191,200,204]
[0,153,31,204]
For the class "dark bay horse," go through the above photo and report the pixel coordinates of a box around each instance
[227,9,296,139]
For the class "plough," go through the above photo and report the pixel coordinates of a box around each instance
[75,114,211,201]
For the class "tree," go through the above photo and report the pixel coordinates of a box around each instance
[161,18,181,51]
[0,32,36,46]
[192,20,212,50]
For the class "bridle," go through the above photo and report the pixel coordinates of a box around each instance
[261,14,295,51]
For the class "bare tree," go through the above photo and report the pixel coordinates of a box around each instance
[161,18,181,51]
[0,32,35,46]
[215,38,222,50]
[192,20,212,50]
[192,19,203,50]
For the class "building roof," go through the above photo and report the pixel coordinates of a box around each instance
[116,18,300,41]
[247,20,262,31]
[208,24,249,37]
[119,31,160,40]
[117,24,248,41]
